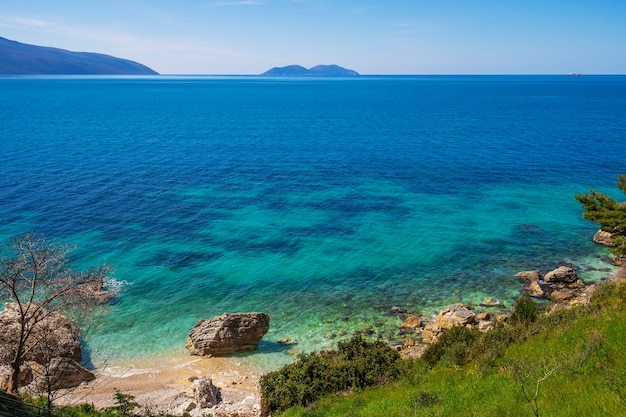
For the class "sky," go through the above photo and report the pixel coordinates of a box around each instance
[1,0,625,75]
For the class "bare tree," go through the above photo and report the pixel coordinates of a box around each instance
[508,357,558,417]
[0,233,110,397]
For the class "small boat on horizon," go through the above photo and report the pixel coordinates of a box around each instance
[569,73,581,76]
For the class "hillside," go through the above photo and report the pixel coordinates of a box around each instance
[278,268,626,417]
[262,64,359,76]
[0,37,158,75]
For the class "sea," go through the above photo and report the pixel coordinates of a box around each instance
[1,75,625,371]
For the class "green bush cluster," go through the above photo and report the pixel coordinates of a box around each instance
[281,281,626,416]
[259,335,402,416]
[509,295,540,326]
[590,279,626,312]
[422,325,479,368]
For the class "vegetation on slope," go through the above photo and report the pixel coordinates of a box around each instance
[260,336,402,416]
[275,276,626,417]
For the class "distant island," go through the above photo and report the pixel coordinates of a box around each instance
[0,36,158,75]
[262,64,359,76]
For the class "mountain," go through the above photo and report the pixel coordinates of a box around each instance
[0,37,158,75]
[262,64,359,76]
[306,65,359,76]
[262,65,309,76]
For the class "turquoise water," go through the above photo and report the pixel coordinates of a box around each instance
[1,75,625,369]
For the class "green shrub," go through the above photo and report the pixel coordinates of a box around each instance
[422,325,479,368]
[471,322,521,374]
[61,403,110,417]
[590,281,626,312]
[105,389,141,417]
[509,295,539,326]
[259,335,402,416]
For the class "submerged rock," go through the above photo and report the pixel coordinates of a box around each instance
[186,312,270,357]
[480,297,501,307]
[516,270,542,281]
[389,306,407,315]
[400,315,423,332]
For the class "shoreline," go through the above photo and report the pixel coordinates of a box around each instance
[59,351,263,416]
[60,256,624,416]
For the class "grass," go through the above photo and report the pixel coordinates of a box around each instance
[279,279,626,417]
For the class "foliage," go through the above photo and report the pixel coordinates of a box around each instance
[422,325,479,368]
[279,280,626,417]
[590,280,626,312]
[509,295,539,327]
[0,233,110,398]
[105,389,142,417]
[470,321,521,374]
[575,174,626,257]
[259,335,402,416]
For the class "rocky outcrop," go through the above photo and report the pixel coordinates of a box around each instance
[434,304,475,328]
[186,312,270,357]
[593,229,616,247]
[0,303,82,364]
[0,303,92,391]
[517,265,588,306]
[421,323,445,345]
[528,281,545,297]
[399,343,429,360]
[420,304,476,344]
[30,358,95,390]
[543,266,579,284]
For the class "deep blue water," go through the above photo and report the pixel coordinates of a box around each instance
[1,75,625,369]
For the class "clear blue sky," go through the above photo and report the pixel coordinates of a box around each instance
[1,0,625,75]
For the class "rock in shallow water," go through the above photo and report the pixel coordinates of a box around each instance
[401,315,423,332]
[543,266,578,283]
[186,312,270,357]
[434,304,475,328]
[593,229,616,247]
[516,270,542,281]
